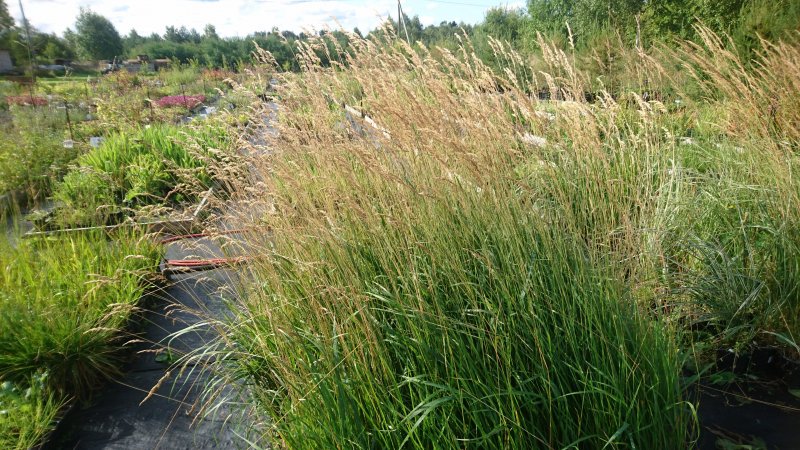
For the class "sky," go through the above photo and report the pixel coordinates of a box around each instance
[8,0,526,38]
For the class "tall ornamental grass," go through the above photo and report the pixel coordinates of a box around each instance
[231,184,692,448]
[659,28,800,349]
[207,29,697,448]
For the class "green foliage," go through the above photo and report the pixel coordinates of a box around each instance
[203,25,800,447]
[208,31,708,448]
[733,0,800,59]
[2,26,74,69]
[528,0,645,41]
[125,29,300,70]
[235,188,692,448]
[526,0,795,52]
[0,0,12,32]
[660,136,800,350]
[74,7,123,60]
[0,374,64,450]
[0,231,160,448]
[473,7,534,71]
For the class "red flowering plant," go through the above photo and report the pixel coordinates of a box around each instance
[156,94,206,109]
[202,69,233,82]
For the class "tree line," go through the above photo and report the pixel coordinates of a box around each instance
[1,0,798,74]
[524,0,799,55]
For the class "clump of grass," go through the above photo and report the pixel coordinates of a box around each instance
[204,31,695,448]
[677,27,800,144]
[179,21,800,449]
[232,186,693,448]
[0,230,161,448]
[0,231,161,395]
[652,27,800,352]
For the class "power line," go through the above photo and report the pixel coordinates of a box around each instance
[424,0,500,7]
[259,0,500,7]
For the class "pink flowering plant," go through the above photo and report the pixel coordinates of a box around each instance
[156,94,206,109]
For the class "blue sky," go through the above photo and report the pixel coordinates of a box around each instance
[9,0,526,38]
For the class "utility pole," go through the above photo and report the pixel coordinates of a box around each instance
[635,13,642,51]
[181,83,188,109]
[397,0,410,44]
[18,0,37,107]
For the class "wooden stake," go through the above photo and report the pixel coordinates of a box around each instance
[64,101,74,141]
[18,0,37,108]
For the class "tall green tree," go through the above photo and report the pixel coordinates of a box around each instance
[203,24,219,40]
[528,0,646,44]
[527,0,576,36]
[74,8,123,60]
[0,0,13,33]
[0,0,14,53]
[481,7,529,44]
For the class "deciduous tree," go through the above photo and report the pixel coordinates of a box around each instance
[74,8,123,60]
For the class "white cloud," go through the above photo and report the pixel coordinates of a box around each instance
[9,0,510,37]
[10,0,391,36]
[419,15,435,26]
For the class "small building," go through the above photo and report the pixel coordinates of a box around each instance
[123,59,154,73]
[0,50,13,73]
[153,59,171,71]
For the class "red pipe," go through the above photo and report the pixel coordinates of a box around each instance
[158,229,261,273]
[164,256,251,267]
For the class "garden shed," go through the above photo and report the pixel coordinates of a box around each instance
[0,49,13,73]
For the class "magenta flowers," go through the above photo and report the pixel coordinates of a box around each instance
[155,94,206,109]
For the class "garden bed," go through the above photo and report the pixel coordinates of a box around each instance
[22,187,212,239]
